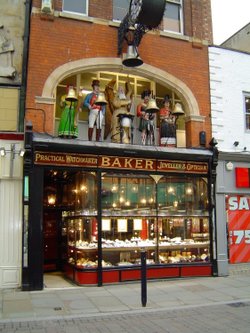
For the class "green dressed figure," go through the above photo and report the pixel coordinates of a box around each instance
[58,87,80,138]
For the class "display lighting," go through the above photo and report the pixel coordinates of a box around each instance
[47,194,56,205]
[111,184,118,193]
[131,184,138,193]
[119,196,125,203]
[167,186,174,194]
[186,187,193,195]
[80,184,88,192]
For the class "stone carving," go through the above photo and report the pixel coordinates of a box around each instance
[0,25,16,78]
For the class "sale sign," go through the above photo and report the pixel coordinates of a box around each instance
[227,195,250,264]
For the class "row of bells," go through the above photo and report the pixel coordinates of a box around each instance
[65,87,184,115]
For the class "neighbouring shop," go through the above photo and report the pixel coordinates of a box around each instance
[215,155,250,276]
[226,166,250,264]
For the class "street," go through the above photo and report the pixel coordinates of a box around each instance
[1,300,250,333]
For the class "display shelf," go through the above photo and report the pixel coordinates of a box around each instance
[62,211,211,284]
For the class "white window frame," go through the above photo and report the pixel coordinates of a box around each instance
[112,0,130,22]
[163,0,183,35]
[62,0,88,16]
[244,93,250,131]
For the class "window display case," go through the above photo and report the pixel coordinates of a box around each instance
[62,211,211,285]
[61,171,212,285]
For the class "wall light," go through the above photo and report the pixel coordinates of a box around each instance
[0,144,25,178]
[0,145,25,157]
[19,149,25,157]
[0,147,6,157]
[233,141,239,147]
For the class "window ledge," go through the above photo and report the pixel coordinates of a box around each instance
[59,11,94,23]
[160,30,190,42]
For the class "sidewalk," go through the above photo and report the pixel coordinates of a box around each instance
[0,264,250,322]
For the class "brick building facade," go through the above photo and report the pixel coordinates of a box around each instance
[21,0,219,290]
[26,0,213,147]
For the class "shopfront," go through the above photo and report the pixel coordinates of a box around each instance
[215,154,250,276]
[22,132,217,290]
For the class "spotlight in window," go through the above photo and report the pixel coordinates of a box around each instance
[186,187,193,195]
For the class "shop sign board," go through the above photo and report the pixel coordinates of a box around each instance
[34,151,208,174]
[34,151,98,167]
[227,195,250,264]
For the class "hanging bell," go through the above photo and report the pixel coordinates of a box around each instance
[122,45,143,67]
[95,92,108,106]
[172,103,185,116]
[145,98,159,113]
[65,87,78,102]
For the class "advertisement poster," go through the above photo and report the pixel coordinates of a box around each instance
[227,195,250,264]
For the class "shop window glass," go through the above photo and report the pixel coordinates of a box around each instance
[100,172,210,267]
[113,0,130,21]
[63,0,88,15]
[56,170,98,269]
[245,94,250,130]
[163,0,183,34]
[64,215,98,268]
[101,173,157,266]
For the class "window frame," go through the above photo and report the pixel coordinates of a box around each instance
[163,0,183,35]
[62,0,88,16]
[244,92,250,131]
[112,0,130,22]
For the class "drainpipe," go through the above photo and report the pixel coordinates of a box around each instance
[19,0,32,132]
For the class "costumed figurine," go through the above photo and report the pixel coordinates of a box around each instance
[83,79,106,141]
[159,95,176,147]
[103,78,133,144]
[110,80,133,144]
[137,90,155,145]
[58,86,81,138]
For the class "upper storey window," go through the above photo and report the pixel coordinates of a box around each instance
[63,0,88,16]
[163,0,183,34]
[245,94,250,131]
[113,0,130,21]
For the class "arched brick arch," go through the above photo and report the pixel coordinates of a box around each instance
[35,57,205,146]
[40,57,201,118]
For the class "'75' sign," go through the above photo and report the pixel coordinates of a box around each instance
[229,230,250,244]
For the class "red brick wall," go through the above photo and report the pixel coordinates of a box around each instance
[27,0,212,146]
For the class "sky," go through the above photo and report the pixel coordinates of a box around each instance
[211,0,250,45]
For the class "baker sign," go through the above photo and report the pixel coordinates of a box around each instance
[227,196,250,264]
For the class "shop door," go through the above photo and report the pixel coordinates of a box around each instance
[43,209,61,271]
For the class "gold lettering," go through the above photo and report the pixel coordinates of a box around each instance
[101,156,111,167]
[124,158,133,168]
[112,158,122,168]
[145,160,154,170]
[135,159,143,169]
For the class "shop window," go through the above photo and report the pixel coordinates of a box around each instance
[99,172,210,267]
[245,94,250,131]
[163,0,183,34]
[113,0,130,21]
[62,0,88,16]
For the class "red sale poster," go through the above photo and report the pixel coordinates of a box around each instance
[227,195,250,264]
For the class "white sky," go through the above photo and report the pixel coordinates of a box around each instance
[211,0,250,45]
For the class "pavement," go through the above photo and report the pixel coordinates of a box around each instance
[0,263,250,324]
